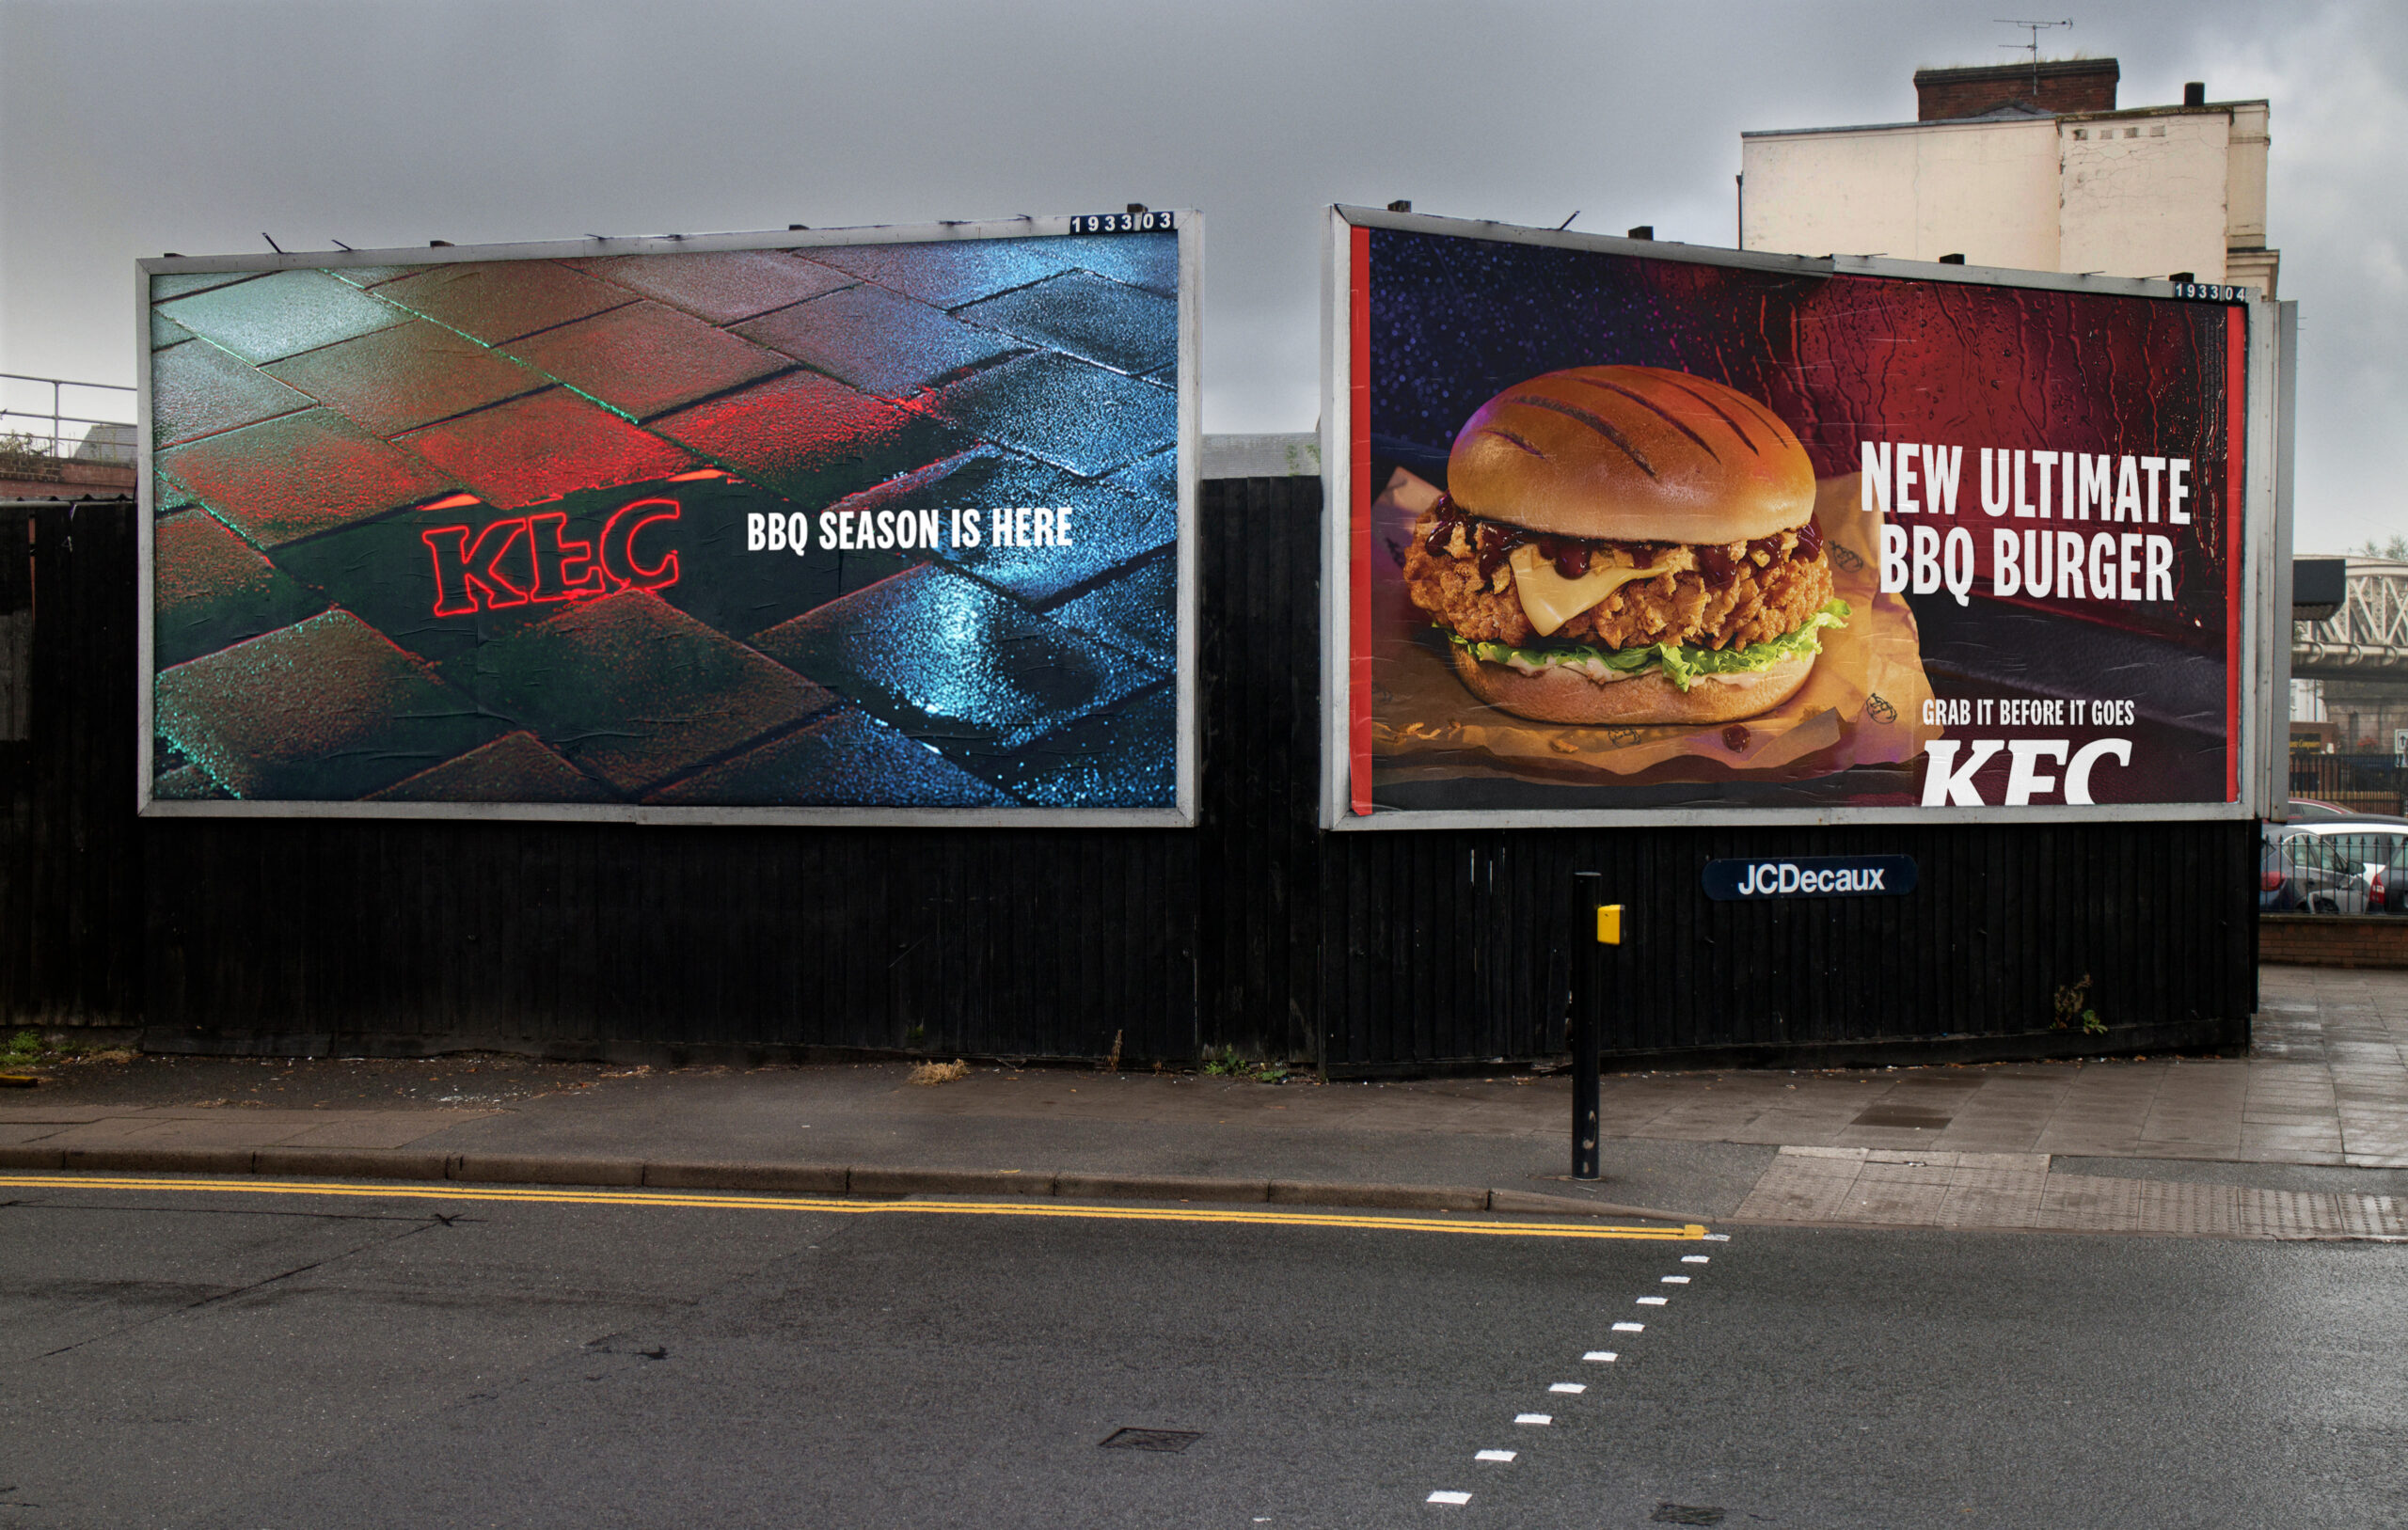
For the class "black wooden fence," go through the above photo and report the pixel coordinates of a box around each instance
[0,484,2255,1068]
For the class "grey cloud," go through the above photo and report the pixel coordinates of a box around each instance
[1,0,2395,546]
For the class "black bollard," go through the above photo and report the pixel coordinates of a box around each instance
[1571,874,1613,1180]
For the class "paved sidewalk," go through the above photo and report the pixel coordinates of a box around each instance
[4,965,2405,1238]
[1735,1146,2408,1240]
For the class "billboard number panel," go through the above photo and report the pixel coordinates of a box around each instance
[1326,208,2274,826]
[140,215,1196,824]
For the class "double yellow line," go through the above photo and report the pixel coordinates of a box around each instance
[0,1174,1707,1241]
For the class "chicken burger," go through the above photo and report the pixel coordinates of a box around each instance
[1402,364,1847,726]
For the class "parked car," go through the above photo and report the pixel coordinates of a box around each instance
[2263,819,2401,913]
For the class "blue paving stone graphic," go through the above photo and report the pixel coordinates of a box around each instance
[1049,553,1177,669]
[155,269,410,366]
[864,445,1175,607]
[647,708,1019,807]
[146,231,1183,810]
[752,564,1164,764]
[929,351,1176,478]
[150,271,266,302]
[958,270,1178,377]
[1053,231,1180,298]
[150,341,316,449]
[800,239,1072,309]
[1104,448,1178,505]
[977,683,1178,808]
[735,283,1024,399]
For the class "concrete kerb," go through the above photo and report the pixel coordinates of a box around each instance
[0,1142,1712,1223]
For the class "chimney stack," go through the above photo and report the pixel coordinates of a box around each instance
[1913,58,2118,120]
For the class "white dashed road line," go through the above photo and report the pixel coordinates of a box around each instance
[1427,1232,1728,1511]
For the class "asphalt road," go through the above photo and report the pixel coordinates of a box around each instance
[3,1176,2403,1530]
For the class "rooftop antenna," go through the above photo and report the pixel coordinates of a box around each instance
[1995,18,2073,91]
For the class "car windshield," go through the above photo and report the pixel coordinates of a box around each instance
[2323,834,2402,868]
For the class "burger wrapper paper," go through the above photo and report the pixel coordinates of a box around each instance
[1369,471,1941,788]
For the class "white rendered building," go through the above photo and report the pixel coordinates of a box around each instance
[1738,59,2276,296]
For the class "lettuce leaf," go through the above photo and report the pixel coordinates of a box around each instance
[1453,599,1851,693]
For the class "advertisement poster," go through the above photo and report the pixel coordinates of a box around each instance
[1329,209,2267,822]
[140,216,1193,822]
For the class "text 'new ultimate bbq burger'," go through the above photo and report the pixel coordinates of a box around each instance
[1403,364,1849,726]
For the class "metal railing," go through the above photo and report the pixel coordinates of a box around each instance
[0,375,138,471]
[2289,752,2407,817]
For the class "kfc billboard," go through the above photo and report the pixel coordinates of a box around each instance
[139,214,1196,823]
[1322,207,2285,826]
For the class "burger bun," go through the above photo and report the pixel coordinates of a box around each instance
[1448,365,1815,544]
[1451,647,1814,727]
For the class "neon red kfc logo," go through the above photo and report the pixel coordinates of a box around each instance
[421,498,681,617]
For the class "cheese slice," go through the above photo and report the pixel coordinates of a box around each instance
[1507,544,1681,638]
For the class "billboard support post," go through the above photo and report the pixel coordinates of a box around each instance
[1571,871,1607,1181]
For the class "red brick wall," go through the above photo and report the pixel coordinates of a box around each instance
[1914,60,2119,121]
[2259,915,2408,970]
[0,461,135,500]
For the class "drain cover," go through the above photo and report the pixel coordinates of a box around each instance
[1099,1427,1202,1453]
[1651,1506,1725,1526]
[1849,1108,1952,1128]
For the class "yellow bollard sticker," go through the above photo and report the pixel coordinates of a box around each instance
[1597,904,1622,944]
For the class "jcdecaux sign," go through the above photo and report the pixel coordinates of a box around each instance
[1701,855,1918,901]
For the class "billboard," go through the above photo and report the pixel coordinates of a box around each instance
[1322,207,2284,826]
[139,214,1196,824]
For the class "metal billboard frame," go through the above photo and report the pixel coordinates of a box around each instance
[1320,203,2283,830]
[137,213,1202,828]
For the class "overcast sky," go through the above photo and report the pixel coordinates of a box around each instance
[3,0,2399,550]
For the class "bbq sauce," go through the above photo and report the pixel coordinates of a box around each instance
[1423,504,1825,584]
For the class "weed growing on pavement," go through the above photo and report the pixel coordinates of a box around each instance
[1201,1048,1291,1083]
[0,1030,137,1067]
[2052,975,2104,1033]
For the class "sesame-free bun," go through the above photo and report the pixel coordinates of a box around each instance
[1451,646,1814,727]
[1448,366,1815,544]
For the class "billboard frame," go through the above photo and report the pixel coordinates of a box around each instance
[136,212,1201,828]
[1319,203,2285,830]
